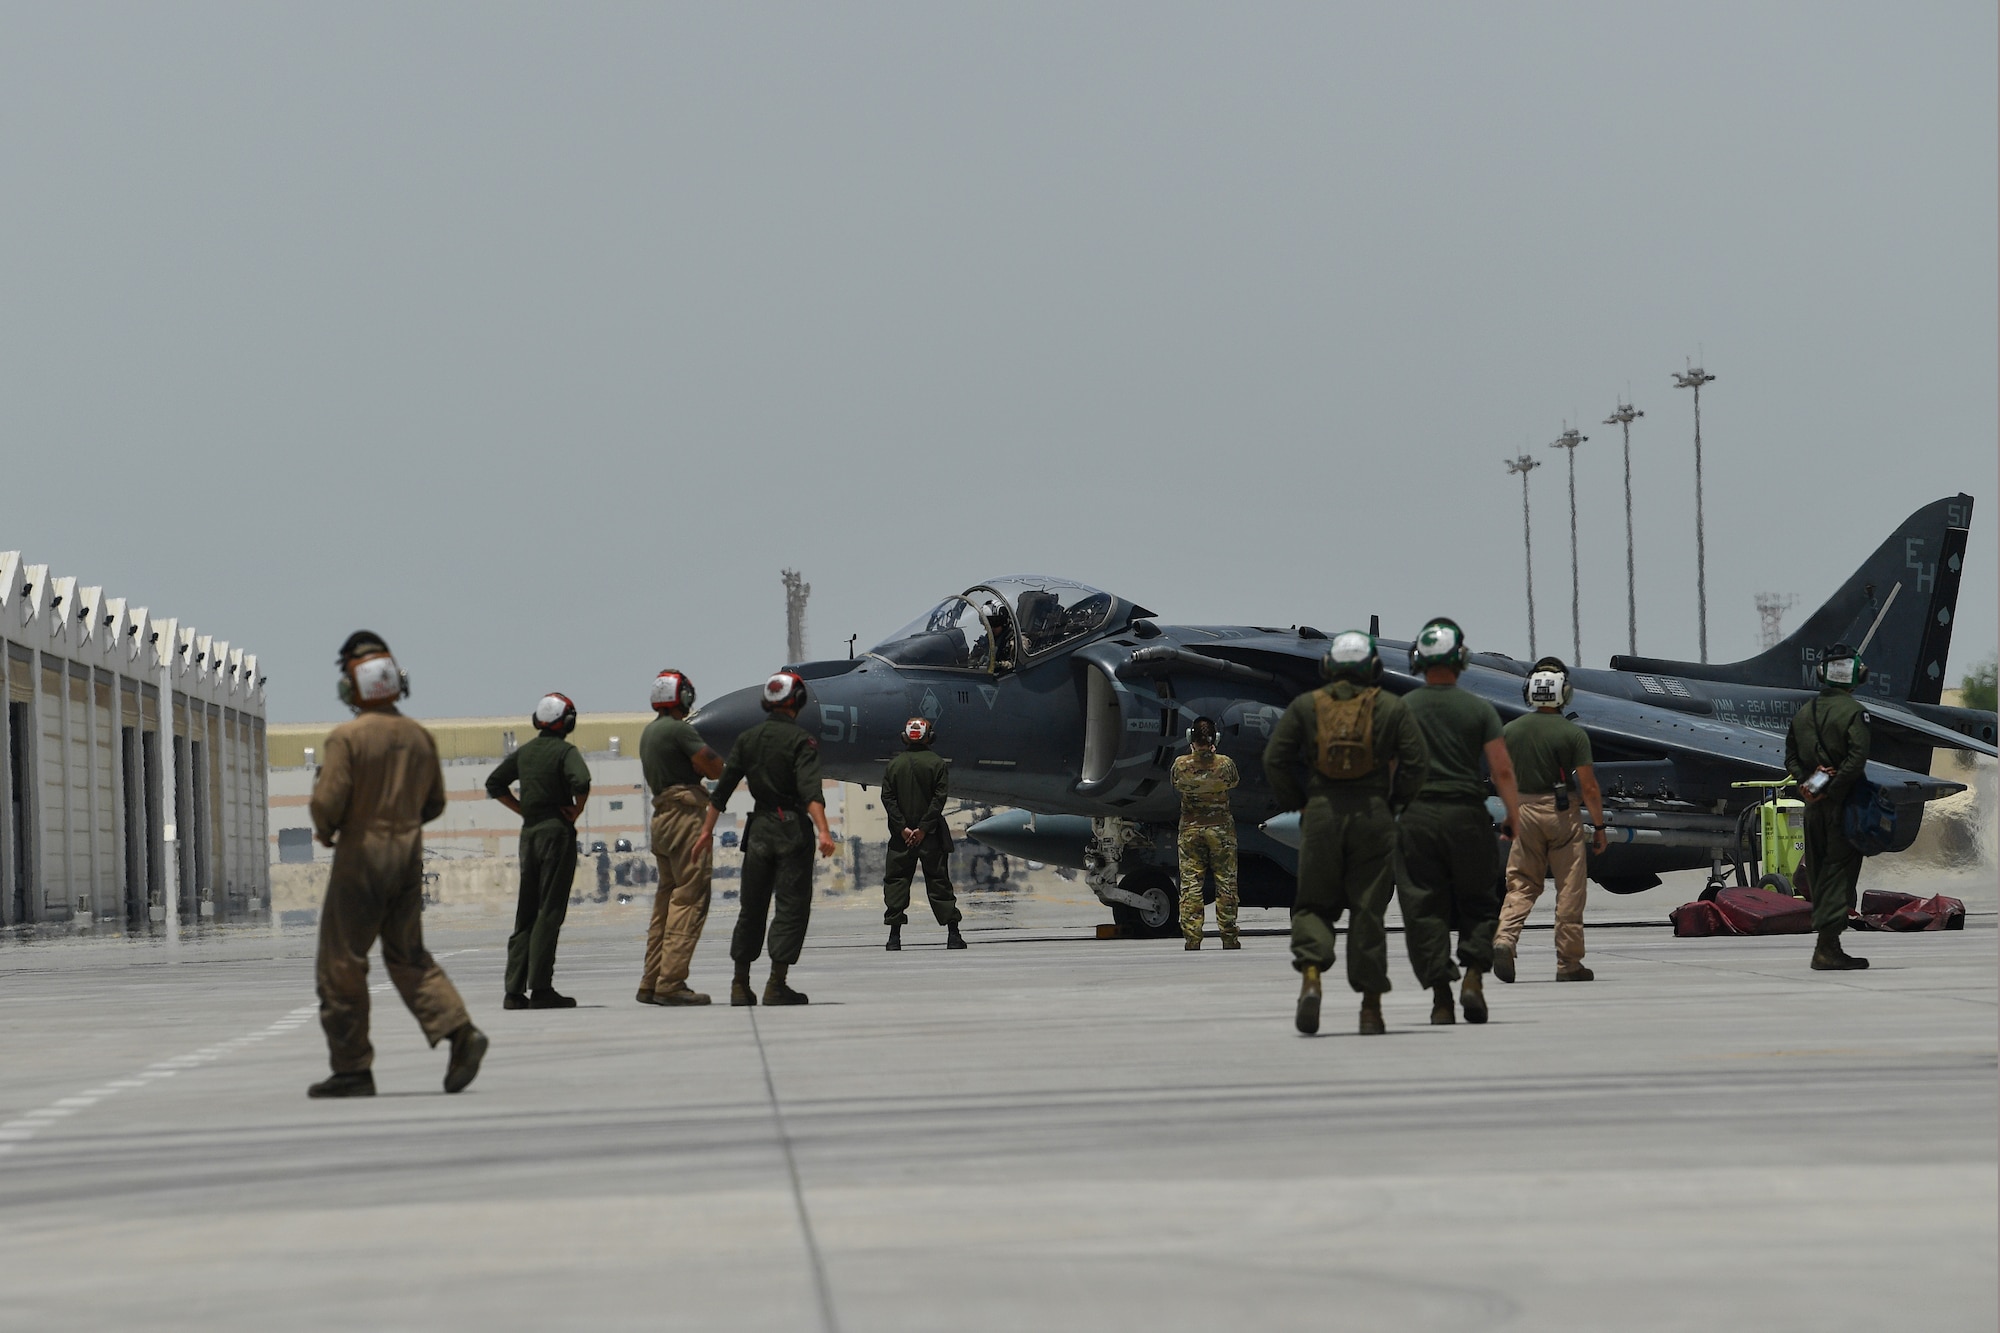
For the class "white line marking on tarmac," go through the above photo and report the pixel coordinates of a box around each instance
[1,999,325,1161]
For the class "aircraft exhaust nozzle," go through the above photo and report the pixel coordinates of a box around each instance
[965,810,1095,871]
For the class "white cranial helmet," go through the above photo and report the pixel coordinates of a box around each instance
[350,654,403,704]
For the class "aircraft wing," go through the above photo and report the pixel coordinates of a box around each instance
[1569,706,1966,804]
[1862,699,2000,759]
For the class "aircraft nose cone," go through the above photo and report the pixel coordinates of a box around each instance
[689,684,764,757]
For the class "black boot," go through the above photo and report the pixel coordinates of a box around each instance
[886,924,902,952]
[763,963,809,1006]
[308,1070,376,1099]
[528,989,577,1009]
[503,993,528,1010]
[444,1025,488,1094]
[946,923,968,950]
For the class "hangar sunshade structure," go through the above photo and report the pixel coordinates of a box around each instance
[0,552,267,931]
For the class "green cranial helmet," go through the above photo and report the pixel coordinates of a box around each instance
[1321,630,1382,683]
[1408,617,1469,673]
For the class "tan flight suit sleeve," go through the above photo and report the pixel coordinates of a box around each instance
[311,732,354,843]
[419,731,447,825]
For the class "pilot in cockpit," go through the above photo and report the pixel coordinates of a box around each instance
[976,598,1016,673]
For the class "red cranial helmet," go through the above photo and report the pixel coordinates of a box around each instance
[532,692,578,735]
[761,671,808,713]
[651,670,696,714]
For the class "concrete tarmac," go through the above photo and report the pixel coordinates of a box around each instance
[1,876,1993,1332]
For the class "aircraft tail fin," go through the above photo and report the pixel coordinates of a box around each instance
[1609,494,1975,705]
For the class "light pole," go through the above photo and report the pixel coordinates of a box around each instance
[1603,401,1643,656]
[1506,453,1542,658]
[1672,365,1716,662]
[1549,427,1586,665]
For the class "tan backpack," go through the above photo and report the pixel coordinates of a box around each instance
[1312,686,1378,780]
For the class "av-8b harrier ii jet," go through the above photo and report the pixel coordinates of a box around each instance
[692,495,1995,935]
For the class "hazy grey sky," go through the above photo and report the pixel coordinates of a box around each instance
[4,3,1993,723]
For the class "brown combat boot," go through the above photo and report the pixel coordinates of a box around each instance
[444,1025,487,1094]
[1359,992,1386,1035]
[1811,929,1869,971]
[1184,936,1202,951]
[1492,945,1516,984]
[763,963,809,1006]
[635,989,655,1005]
[1220,934,1241,950]
[730,964,758,1007]
[653,984,711,1006]
[1461,968,1488,1024]
[1295,965,1322,1035]
[1430,981,1455,1025]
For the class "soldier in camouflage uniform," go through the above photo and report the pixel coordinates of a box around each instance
[1172,716,1240,950]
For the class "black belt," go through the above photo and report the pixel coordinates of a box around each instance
[752,805,801,821]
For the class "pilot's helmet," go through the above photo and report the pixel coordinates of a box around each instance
[651,670,696,715]
[1523,657,1573,709]
[1818,644,1868,689]
[903,717,935,746]
[1409,618,1469,673]
[1320,631,1383,683]
[533,692,578,735]
[762,671,809,713]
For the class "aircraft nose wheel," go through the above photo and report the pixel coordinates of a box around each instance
[1109,869,1181,938]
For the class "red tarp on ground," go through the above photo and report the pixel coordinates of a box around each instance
[1669,901,1730,937]
[1670,886,1968,937]
[1712,887,1815,935]
[1854,890,1967,932]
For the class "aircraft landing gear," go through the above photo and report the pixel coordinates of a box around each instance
[1109,868,1180,939]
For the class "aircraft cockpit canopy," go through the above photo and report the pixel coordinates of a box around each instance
[870,576,1140,672]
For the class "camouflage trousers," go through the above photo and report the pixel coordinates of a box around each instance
[1178,825,1239,944]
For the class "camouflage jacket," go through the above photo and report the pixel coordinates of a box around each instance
[1171,750,1239,829]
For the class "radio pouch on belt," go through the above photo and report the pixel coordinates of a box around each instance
[1312,687,1379,781]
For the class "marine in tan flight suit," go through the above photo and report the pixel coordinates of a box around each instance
[308,631,486,1098]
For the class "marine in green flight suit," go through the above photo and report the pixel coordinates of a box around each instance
[700,671,838,1006]
[1785,644,1873,970]
[1262,631,1428,1036]
[1395,618,1522,1026]
[881,717,966,952]
[486,692,594,1008]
